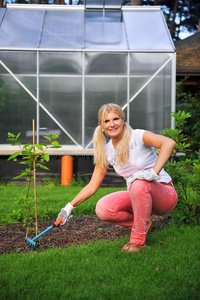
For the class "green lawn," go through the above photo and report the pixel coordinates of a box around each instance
[0,182,125,224]
[0,183,199,300]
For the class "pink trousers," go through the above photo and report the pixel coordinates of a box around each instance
[95,180,178,245]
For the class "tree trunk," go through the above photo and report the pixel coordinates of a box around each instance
[169,0,179,38]
[130,0,142,5]
[198,17,200,32]
[0,0,3,8]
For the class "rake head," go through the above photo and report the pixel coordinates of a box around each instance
[26,238,36,248]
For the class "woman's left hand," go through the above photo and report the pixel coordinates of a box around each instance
[127,168,161,186]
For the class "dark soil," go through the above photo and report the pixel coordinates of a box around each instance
[0,215,171,254]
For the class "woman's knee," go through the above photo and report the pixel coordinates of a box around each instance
[95,191,129,221]
[95,196,113,221]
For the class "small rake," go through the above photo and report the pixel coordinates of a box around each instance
[26,217,63,248]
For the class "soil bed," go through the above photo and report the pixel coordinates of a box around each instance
[0,215,171,254]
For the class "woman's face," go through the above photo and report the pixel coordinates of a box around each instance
[102,112,125,140]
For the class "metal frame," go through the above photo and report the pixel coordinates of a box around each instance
[0,4,176,153]
[0,50,175,151]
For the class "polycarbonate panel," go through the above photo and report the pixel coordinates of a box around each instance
[39,109,74,145]
[40,11,84,49]
[0,51,37,97]
[39,52,82,75]
[123,10,174,51]
[85,11,103,22]
[0,69,36,144]
[0,8,6,22]
[0,51,37,74]
[105,0,123,8]
[85,52,127,75]
[129,53,172,97]
[85,22,128,49]
[85,0,123,8]
[105,11,122,22]
[85,77,127,147]
[129,58,171,133]
[85,0,104,8]
[40,77,82,145]
[0,9,44,48]
[130,53,171,76]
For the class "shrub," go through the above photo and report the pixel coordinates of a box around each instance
[161,111,200,226]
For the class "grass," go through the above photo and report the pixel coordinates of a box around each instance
[0,226,199,300]
[0,182,199,299]
[0,181,125,224]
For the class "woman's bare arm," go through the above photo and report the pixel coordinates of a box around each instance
[70,166,108,207]
[143,131,176,175]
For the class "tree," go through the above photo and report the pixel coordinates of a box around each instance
[130,0,142,5]
[169,0,179,37]
[137,0,200,40]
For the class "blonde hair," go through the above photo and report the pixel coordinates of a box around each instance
[93,103,132,172]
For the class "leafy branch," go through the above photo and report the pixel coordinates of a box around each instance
[7,131,61,239]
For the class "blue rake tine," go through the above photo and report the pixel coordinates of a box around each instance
[26,218,63,248]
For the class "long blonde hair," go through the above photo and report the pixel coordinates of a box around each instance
[93,103,132,172]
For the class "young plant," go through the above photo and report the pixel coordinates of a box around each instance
[7,132,61,238]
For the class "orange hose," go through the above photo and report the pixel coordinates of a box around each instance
[61,155,73,186]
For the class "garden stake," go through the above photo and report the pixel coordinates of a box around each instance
[32,119,38,236]
[26,217,63,247]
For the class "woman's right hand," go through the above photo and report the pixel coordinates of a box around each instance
[56,203,74,225]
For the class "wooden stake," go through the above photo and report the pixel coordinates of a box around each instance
[33,119,38,236]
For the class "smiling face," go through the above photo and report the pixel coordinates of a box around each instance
[102,112,125,142]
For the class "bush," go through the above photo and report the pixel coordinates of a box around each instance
[165,159,200,226]
[176,81,200,157]
[161,110,200,226]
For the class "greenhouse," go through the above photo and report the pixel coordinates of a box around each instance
[0,2,176,153]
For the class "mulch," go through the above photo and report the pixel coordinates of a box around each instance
[0,215,171,254]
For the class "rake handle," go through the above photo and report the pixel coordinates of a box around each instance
[32,217,63,242]
[32,225,53,242]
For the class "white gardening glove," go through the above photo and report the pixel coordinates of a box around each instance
[56,203,74,225]
[127,168,161,187]
[136,168,161,181]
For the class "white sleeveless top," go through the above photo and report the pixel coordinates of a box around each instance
[105,129,172,188]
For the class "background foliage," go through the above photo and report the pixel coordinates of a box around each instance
[161,82,200,226]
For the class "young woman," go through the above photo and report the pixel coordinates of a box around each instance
[57,103,178,253]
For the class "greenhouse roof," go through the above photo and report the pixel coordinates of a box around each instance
[0,4,175,52]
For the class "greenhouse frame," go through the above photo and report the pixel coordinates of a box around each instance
[0,2,176,154]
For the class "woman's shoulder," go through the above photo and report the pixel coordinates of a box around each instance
[130,129,146,146]
[132,129,145,138]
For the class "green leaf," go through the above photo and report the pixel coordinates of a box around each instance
[16,132,21,140]
[7,151,21,161]
[11,142,21,146]
[35,144,44,151]
[13,172,28,180]
[43,136,51,142]
[19,160,31,165]
[52,133,59,139]
[41,153,50,162]
[50,141,61,148]
[37,163,49,170]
